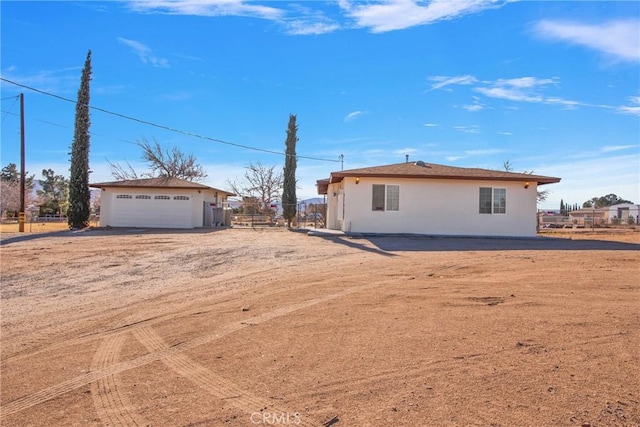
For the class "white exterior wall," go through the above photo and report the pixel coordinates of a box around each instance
[327,177,539,237]
[606,203,640,223]
[99,187,207,229]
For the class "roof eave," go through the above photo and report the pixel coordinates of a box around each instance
[329,173,561,185]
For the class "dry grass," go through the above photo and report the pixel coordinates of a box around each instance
[0,220,101,235]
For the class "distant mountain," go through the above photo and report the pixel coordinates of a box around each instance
[302,197,325,205]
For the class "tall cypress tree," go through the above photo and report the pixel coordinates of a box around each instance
[68,50,92,229]
[282,114,298,227]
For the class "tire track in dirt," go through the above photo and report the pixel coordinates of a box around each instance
[133,325,320,427]
[2,260,339,363]
[1,281,381,420]
[90,332,146,427]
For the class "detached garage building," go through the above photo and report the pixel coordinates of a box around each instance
[90,177,235,229]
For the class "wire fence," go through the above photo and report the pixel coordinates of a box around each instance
[227,201,326,229]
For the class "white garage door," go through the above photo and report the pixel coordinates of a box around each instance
[111,193,193,228]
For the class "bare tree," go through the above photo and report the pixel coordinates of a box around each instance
[107,137,207,182]
[1,181,21,218]
[107,160,140,181]
[227,162,283,215]
[1,163,35,217]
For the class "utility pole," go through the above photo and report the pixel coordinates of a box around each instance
[19,93,26,232]
[339,154,344,171]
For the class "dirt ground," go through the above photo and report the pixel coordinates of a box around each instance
[1,226,639,427]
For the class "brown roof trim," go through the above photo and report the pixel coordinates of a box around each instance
[90,177,235,196]
[327,162,561,186]
[316,179,330,195]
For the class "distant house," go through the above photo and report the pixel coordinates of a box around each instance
[568,208,608,227]
[568,203,639,226]
[316,161,561,237]
[605,203,639,224]
[90,177,235,229]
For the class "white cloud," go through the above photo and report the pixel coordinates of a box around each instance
[428,75,478,91]
[0,66,80,95]
[475,77,558,102]
[617,106,640,116]
[286,20,340,35]
[118,37,169,68]
[601,145,637,153]
[127,0,284,20]
[344,110,365,122]
[427,73,636,115]
[128,0,340,35]
[453,125,481,134]
[617,96,640,116]
[533,19,640,63]
[340,0,506,33]
[424,123,439,127]
[461,103,484,112]
[283,5,340,35]
[498,131,513,136]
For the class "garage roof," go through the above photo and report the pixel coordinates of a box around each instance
[90,177,235,196]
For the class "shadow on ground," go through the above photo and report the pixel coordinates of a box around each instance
[356,235,640,252]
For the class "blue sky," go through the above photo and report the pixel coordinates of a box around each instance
[1,0,638,209]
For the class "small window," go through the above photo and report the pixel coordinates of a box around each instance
[372,185,385,211]
[173,195,189,201]
[136,195,151,200]
[116,194,132,199]
[386,185,399,211]
[479,187,492,214]
[154,195,170,200]
[493,188,506,214]
[479,187,506,214]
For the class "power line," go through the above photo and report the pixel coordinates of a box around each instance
[0,77,341,163]
[2,109,66,128]
[1,95,20,101]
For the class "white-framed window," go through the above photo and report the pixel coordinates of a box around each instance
[154,195,170,200]
[479,187,506,214]
[116,194,132,199]
[135,195,151,200]
[372,184,400,211]
[173,195,189,201]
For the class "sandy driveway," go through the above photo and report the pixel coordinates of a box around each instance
[1,227,639,426]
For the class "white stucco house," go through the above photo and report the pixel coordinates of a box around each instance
[90,177,235,229]
[604,203,640,224]
[316,161,561,237]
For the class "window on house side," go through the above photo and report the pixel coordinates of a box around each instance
[372,184,385,211]
[479,187,506,214]
[372,184,399,211]
[493,188,506,214]
[386,185,399,211]
[479,187,492,214]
